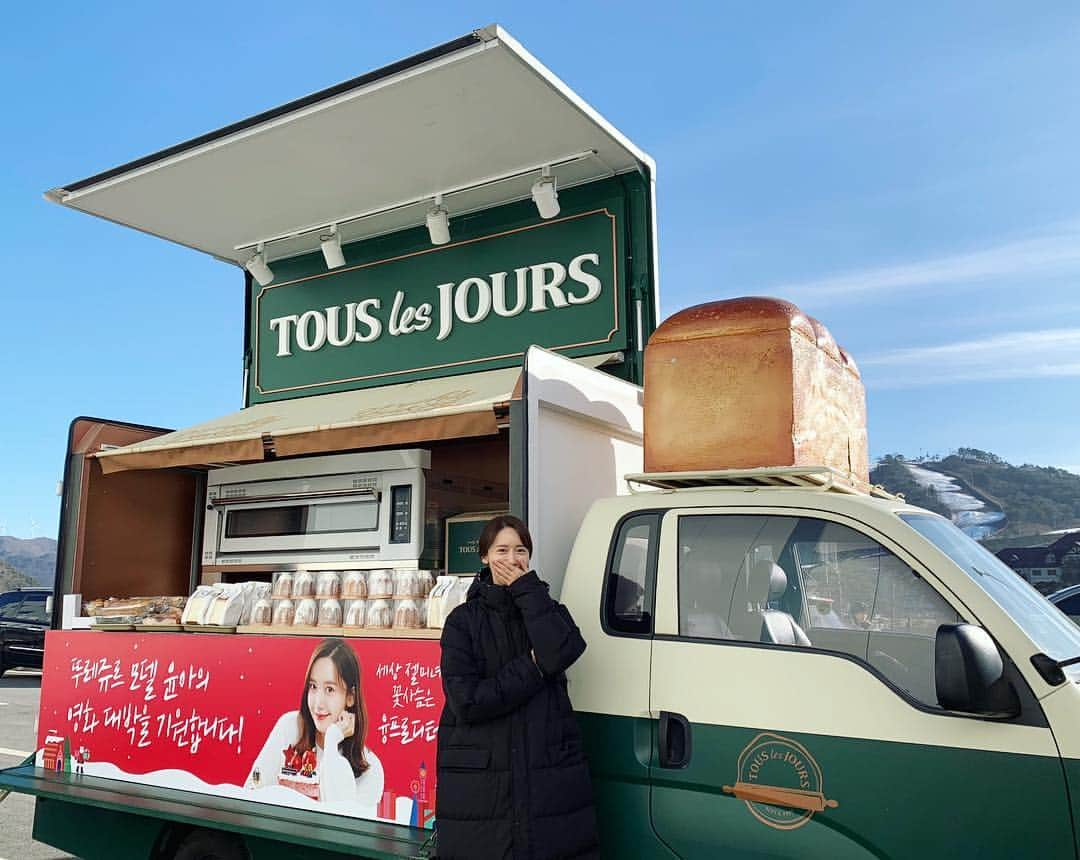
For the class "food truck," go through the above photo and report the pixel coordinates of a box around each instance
[5,24,1080,860]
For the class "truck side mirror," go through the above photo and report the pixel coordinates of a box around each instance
[935,624,1021,718]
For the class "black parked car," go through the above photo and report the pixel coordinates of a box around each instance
[0,587,50,676]
[1049,583,1080,625]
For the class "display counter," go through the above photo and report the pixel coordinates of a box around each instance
[38,629,442,830]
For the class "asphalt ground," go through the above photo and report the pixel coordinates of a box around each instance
[0,671,77,860]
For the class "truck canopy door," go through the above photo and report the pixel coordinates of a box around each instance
[56,418,202,620]
[44,26,654,274]
[517,346,643,599]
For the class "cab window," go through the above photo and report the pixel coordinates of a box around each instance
[605,513,660,635]
[677,514,961,708]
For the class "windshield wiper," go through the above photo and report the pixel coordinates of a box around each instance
[1031,653,1080,686]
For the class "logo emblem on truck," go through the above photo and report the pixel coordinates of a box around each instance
[722,732,838,830]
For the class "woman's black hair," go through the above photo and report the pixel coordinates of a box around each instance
[478,514,533,559]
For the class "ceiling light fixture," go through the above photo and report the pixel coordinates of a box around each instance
[233,149,598,258]
[426,194,451,245]
[531,165,560,219]
[320,224,346,269]
[245,244,275,286]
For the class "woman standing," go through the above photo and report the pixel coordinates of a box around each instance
[437,515,599,859]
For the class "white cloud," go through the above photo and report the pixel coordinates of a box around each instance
[766,222,1080,302]
[861,328,1080,388]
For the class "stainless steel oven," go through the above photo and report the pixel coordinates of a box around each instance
[201,450,429,568]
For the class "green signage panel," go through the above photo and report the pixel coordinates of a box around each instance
[445,512,507,575]
[249,180,638,403]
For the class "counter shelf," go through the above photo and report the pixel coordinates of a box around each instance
[235,624,442,639]
[236,624,343,636]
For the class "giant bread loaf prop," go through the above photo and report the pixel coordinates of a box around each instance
[643,297,869,483]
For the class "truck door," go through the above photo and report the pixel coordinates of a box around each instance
[517,346,644,599]
[648,507,1073,859]
[56,418,203,616]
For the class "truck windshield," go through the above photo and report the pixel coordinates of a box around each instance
[900,513,1080,662]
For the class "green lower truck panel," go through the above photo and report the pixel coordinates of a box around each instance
[0,763,432,860]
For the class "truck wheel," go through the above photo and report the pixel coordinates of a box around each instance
[172,830,248,860]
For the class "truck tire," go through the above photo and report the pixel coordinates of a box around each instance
[171,830,248,860]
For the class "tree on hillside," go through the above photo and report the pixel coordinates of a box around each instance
[955,448,1003,464]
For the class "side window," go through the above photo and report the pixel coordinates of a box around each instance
[605,513,659,635]
[797,523,913,632]
[873,556,959,635]
[678,515,801,641]
[0,595,24,620]
[677,514,962,709]
[16,594,48,623]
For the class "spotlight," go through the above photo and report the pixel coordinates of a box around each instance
[426,194,451,245]
[245,245,274,286]
[531,166,560,219]
[320,224,346,269]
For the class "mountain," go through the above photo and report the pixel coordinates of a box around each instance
[871,449,1080,541]
[0,536,58,586]
[869,458,954,519]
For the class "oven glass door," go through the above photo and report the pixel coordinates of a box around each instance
[217,495,381,552]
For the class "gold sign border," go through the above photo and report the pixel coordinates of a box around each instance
[253,209,620,397]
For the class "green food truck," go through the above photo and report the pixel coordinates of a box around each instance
[4,23,1080,860]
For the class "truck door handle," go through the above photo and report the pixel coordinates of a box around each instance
[658,710,692,769]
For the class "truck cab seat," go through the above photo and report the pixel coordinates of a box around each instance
[756,562,811,647]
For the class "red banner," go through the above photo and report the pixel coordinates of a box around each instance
[37,631,442,825]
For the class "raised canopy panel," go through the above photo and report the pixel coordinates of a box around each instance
[46,26,653,266]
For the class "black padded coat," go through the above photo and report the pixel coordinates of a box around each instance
[436,568,599,860]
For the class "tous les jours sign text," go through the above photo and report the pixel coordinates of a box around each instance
[268,252,603,357]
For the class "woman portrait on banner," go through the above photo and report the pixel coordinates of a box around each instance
[437,514,599,859]
[246,638,384,811]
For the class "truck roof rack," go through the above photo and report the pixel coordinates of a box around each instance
[624,466,899,500]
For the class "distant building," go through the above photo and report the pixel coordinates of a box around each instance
[996,531,1080,592]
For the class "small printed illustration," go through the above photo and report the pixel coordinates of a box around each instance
[380,760,436,829]
[278,744,321,801]
[722,733,838,831]
[74,746,90,775]
[41,734,69,774]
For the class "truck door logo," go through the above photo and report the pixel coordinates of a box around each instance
[722,733,838,830]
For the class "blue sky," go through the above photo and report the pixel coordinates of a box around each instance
[2,2,1079,539]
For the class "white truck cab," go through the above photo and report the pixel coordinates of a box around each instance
[560,468,1080,859]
